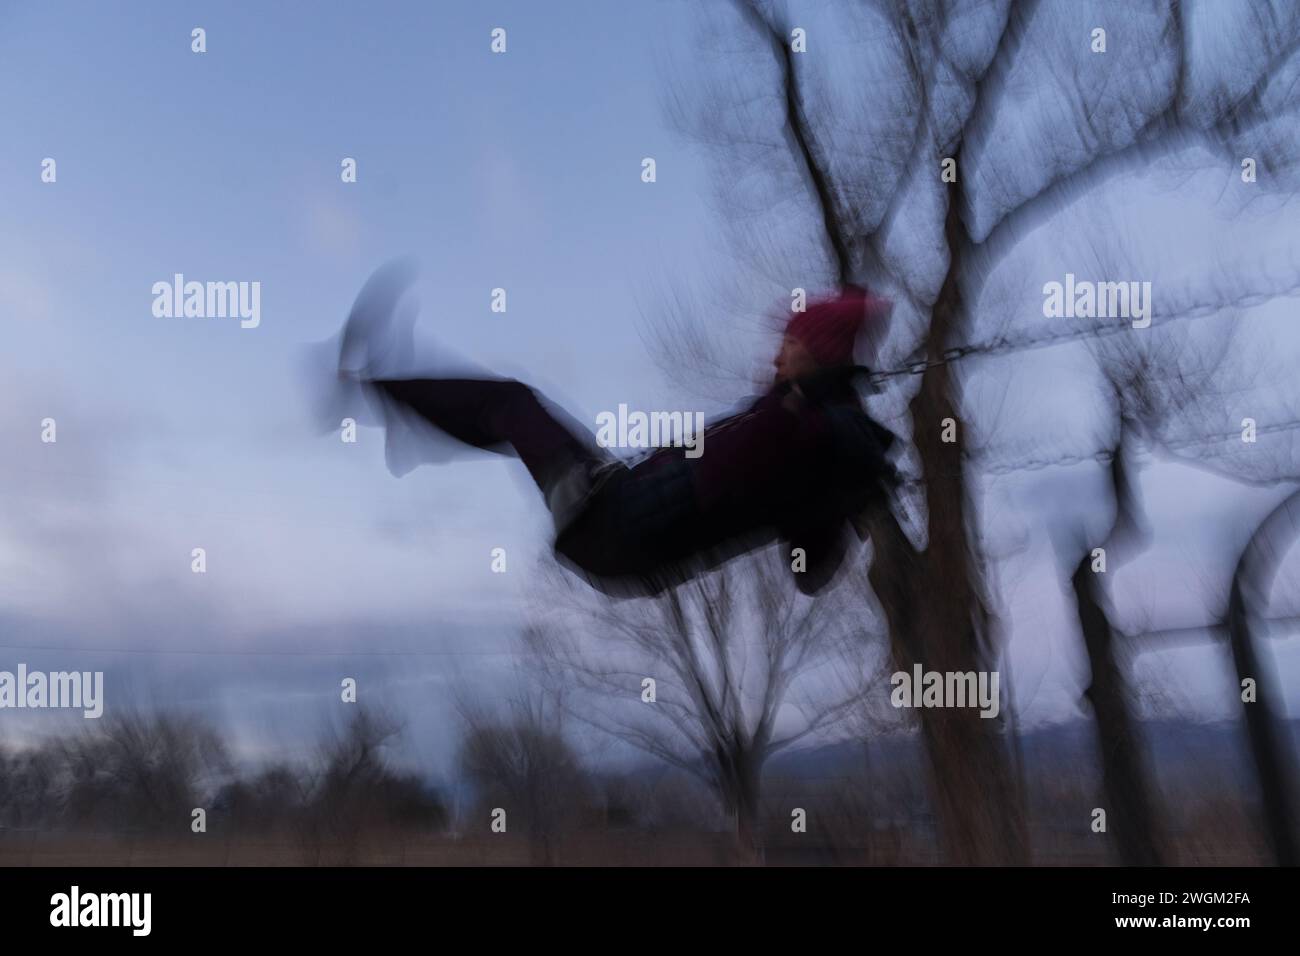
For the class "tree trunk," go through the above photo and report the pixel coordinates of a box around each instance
[1072,555,1164,865]
[718,746,765,863]
[1227,489,1300,866]
[734,779,761,863]
[865,194,1027,865]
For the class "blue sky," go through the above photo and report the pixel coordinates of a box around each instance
[1,0,1297,775]
[0,0,734,767]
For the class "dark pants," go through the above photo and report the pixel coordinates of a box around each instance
[372,377,599,490]
[371,376,710,593]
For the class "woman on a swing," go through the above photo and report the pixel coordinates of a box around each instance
[324,262,900,597]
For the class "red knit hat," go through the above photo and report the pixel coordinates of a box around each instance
[785,286,891,367]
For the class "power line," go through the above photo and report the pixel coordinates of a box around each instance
[0,641,524,658]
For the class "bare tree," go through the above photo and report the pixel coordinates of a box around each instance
[655,0,1300,863]
[526,547,884,854]
[57,710,230,834]
[298,707,444,863]
[456,690,594,864]
[1224,490,1300,864]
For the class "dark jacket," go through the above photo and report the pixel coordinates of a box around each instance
[555,367,898,597]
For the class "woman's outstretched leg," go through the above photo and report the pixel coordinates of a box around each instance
[370,377,618,528]
[371,378,593,485]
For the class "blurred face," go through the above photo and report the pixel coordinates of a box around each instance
[773,333,820,384]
